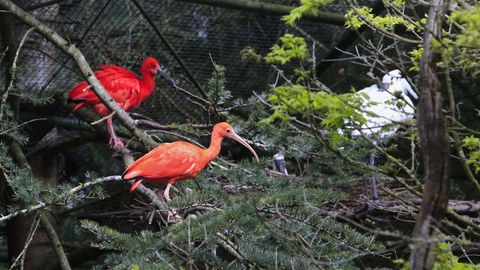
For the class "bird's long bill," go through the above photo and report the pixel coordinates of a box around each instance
[157,68,177,87]
[228,132,260,162]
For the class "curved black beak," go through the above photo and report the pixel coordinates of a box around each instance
[157,68,177,88]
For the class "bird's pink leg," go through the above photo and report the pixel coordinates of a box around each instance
[163,183,181,222]
[163,183,172,201]
[106,116,124,148]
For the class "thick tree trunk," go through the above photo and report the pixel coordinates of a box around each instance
[409,0,451,269]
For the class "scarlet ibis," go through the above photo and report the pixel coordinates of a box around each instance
[352,70,418,204]
[68,57,175,148]
[122,122,259,201]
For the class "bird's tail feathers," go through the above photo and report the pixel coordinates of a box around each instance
[122,170,143,181]
[68,100,86,112]
[129,179,144,193]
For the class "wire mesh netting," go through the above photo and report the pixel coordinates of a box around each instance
[4,0,346,124]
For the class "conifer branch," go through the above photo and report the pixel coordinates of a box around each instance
[0,118,47,136]
[0,176,122,223]
[0,0,176,220]
[0,27,33,121]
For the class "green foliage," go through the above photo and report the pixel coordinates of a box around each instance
[451,6,480,49]
[82,167,383,269]
[396,242,480,269]
[345,6,415,31]
[0,103,29,146]
[262,84,370,145]
[408,47,424,71]
[282,0,334,27]
[0,144,42,205]
[82,220,171,270]
[265,34,308,65]
[387,0,406,7]
[462,135,480,173]
[448,5,480,76]
[239,46,263,63]
[207,62,232,109]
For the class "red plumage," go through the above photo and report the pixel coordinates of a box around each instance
[68,57,161,148]
[122,122,259,200]
[68,58,159,116]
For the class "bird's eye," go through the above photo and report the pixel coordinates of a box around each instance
[226,128,231,133]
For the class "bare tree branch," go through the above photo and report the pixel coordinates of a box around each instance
[176,0,345,26]
[39,213,72,270]
[0,0,158,149]
[0,0,175,220]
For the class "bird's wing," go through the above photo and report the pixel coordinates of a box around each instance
[97,64,138,81]
[123,142,203,180]
[68,65,142,110]
[398,78,418,101]
[68,80,93,101]
[357,84,380,95]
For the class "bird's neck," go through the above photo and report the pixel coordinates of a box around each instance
[140,70,155,98]
[204,132,224,162]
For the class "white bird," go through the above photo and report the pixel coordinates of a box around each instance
[350,70,418,204]
[352,69,418,137]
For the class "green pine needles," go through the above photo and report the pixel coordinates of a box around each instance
[81,168,383,269]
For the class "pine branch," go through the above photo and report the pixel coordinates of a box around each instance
[0,27,33,120]
[0,0,177,220]
[0,176,122,223]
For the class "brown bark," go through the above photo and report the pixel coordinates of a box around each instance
[409,0,451,269]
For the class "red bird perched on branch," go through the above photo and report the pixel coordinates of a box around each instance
[122,122,259,201]
[68,57,175,148]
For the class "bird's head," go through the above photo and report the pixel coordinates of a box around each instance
[381,69,402,90]
[142,57,177,87]
[142,57,160,76]
[382,69,418,102]
[214,122,259,162]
